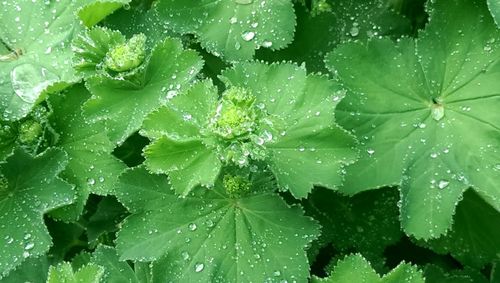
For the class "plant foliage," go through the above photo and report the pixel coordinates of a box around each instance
[0,0,498,281]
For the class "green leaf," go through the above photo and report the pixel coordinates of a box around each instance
[0,256,50,282]
[220,62,358,197]
[78,0,132,27]
[0,148,74,277]
[90,245,141,283]
[154,0,296,62]
[423,265,489,283]
[420,190,500,268]
[0,0,93,120]
[48,85,126,221]
[143,62,357,198]
[144,138,221,196]
[325,0,500,239]
[256,0,410,72]
[312,254,424,283]
[72,27,126,78]
[46,262,104,283]
[84,37,203,144]
[115,166,319,282]
[488,0,500,28]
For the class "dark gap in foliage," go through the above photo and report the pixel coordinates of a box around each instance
[189,42,229,90]
[310,243,337,277]
[45,217,89,262]
[112,132,149,167]
[384,236,462,270]
[394,0,429,35]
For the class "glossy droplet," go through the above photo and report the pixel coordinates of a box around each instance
[188,223,197,231]
[367,148,375,155]
[24,242,34,250]
[349,26,359,37]
[242,31,255,41]
[438,180,449,189]
[431,104,445,121]
[87,178,96,185]
[181,251,190,260]
[10,63,59,104]
[194,263,204,272]
[262,41,273,48]
[235,0,253,4]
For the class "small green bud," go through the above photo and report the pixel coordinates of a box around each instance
[18,119,42,144]
[210,87,257,139]
[105,34,146,72]
[223,174,251,197]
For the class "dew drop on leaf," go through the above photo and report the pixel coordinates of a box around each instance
[242,31,255,41]
[10,63,59,104]
[194,262,204,272]
[188,223,197,231]
[438,180,450,189]
[235,0,253,4]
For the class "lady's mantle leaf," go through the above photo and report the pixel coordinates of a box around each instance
[0,148,74,277]
[154,0,296,62]
[114,167,319,282]
[143,62,357,197]
[420,190,500,268]
[46,262,104,283]
[72,27,126,78]
[78,0,131,27]
[325,0,500,239]
[487,0,500,28]
[0,0,111,121]
[0,256,49,283]
[84,37,203,144]
[48,85,126,221]
[312,254,424,283]
[257,0,410,72]
[90,245,141,283]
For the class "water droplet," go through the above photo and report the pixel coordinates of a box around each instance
[10,63,59,104]
[87,178,96,185]
[23,233,31,240]
[235,0,253,4]
[22,251,30,258]
[206,219,214,227]
[273,270,281,276]
[349,26,359,37]
[262,41,273,48]
[181,251,190,260]
[24,242,34,250]
[430,153,438,159]
[188,223,197,231]
[98,176,105,183]
[194,263,204,272]
[438,180,449,189]
[242,31,255,41]
[418,122,426,129]
[229,17,237,24]
[183,114,192,121]
[431,104,445,121]
[367,148,375,155]
[166,90,178,99]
